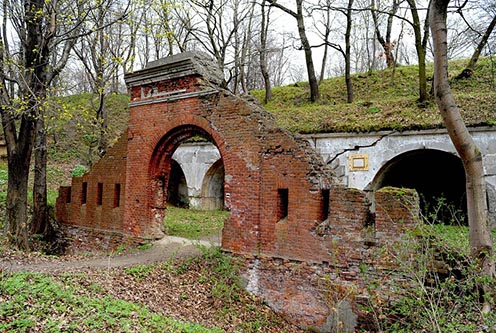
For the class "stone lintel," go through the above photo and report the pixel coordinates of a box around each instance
[124,51,224,87]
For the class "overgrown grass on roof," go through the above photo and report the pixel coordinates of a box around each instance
[251,57,496,134]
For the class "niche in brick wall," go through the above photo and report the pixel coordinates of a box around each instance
[81,182,87,205]
[277,188,289,221]
[114,184,121,208]
[96,183,103,206]
[321,189,330,221]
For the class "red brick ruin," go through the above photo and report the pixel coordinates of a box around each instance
[56,52,419,332]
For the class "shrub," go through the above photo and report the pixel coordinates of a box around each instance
[69,164,87,177]
[361,223,496,332]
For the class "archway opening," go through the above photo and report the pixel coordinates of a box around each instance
[150,125,228,242]
[373,149,467,225]
[167,159,189,208]
[201,159,225,210]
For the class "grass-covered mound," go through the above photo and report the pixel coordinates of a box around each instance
[251,58,496,133]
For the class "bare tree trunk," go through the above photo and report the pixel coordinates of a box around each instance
[295,0,319,102]
[430,0,494,312]
[319,38,329,85]
[5,150,32,250]
[239,2,255,96]
[370,0,398,68]
[319,4,331,86]
[269,0,319,102]
[406,0,430,103]
[345,0,354,103]
[96,92,108,157]
[32,115,48,236]
[260,0,272,104]
[459,13,496,79]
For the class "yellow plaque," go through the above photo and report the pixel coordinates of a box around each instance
[349,154,368,171]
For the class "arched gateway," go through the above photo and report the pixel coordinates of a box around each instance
[56,52,420,331]
[120,52,342,257]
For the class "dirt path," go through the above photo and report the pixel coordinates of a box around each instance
[0,236,219,273]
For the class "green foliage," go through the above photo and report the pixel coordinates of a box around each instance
[137,243,153,251]
[199,246,241,308]
[362,222,496,332]
[47,190,59,207]
[69,164,87,177]
[252,57,496,133]
[124,264,155,281]
[163,206,228,239]
[0,169,8,186]
[367,106,381,114]
[0,272,221,332]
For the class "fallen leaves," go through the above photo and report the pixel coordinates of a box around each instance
[0,245,305,333]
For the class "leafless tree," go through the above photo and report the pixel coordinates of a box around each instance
[351,0,381,73]
[177,0,252,88]
[268,0,320,102]
[405,0,431,103]
[313,0,355,102]
[430,0,495,313]
[370,0,401,68]
[259,0,272,103]
[456,4,496,78]
[73,0,127,159]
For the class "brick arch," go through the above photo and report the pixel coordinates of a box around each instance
[149,124,220,178]
[147,123,232,236]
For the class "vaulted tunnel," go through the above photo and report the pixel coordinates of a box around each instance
[201,159,225,210]
[373,149,467,224]
[167,159,189,208]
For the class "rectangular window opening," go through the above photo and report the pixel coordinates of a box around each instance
[81,182,87,205]
[66,187,72,204]
[114,183,121,208]
[97,183,103,206]
[277,188,289,221]
[321,189,330,221]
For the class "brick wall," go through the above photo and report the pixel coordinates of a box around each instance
[56,129,128,246]
[240,187,420,332]
[56,52,421,332]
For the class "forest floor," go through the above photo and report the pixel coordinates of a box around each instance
[0,234,305,332]
[0,235,219,273]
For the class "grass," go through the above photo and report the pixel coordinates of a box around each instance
[425,224,496,257]
[0,272,222,333]
[163,206,228,240]
[0,245,297,332]
[48,93,130,165]
[251,57,496,134]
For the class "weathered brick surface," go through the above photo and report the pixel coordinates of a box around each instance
[56,130,128,235]
[62,225,139,254]
[375,187,420,241]
[56,52,421,332]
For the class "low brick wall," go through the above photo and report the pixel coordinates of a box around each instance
[61,225,141,255]
[239,187,420,333]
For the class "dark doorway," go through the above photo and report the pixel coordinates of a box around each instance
[374,149,466,225]
[167,159,189,208]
